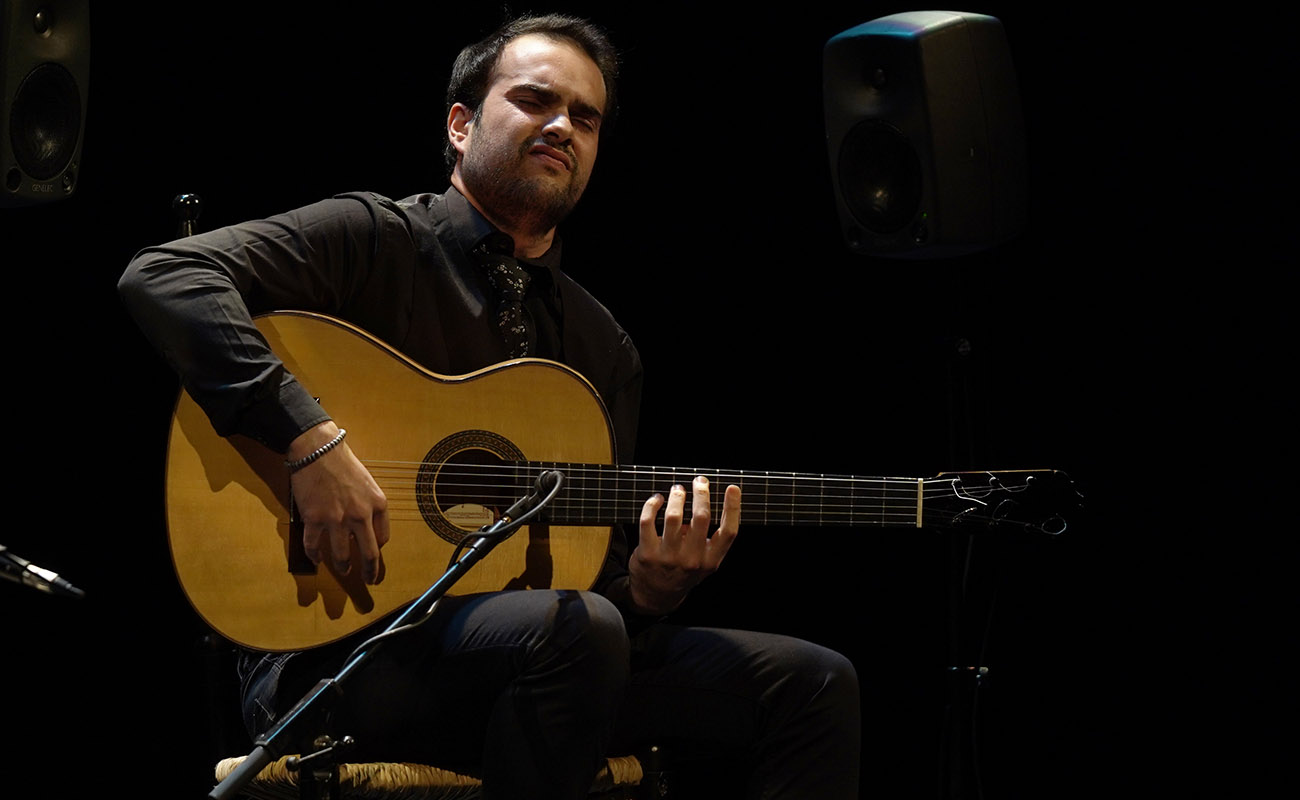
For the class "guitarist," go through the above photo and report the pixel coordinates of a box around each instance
[119,13,859,799]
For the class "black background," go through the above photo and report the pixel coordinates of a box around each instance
[2,3,1290,798]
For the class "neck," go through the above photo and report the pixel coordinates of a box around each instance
[451,172,556,259]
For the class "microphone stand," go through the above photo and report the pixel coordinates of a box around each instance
[0,544,85,599]
[208,470,566,800]
[939,334,992,800]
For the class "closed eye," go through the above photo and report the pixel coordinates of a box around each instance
[508,84,602,131]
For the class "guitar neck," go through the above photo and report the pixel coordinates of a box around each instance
[530,463,928,528]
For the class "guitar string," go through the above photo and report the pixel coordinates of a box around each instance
[364,465,941,501]
[345,472,1007,527]
[358,461,982,499]
[360,459,950,488]
[352,501,987,529]
[348,459,1009,526]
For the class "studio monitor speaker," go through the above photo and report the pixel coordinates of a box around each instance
[824,11,1026,258]
[1,0,89,207]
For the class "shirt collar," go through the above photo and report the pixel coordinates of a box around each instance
[444,185,563,271]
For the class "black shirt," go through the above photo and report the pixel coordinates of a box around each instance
[119,186,644,603]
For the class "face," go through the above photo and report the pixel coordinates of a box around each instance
[451,34,606,238]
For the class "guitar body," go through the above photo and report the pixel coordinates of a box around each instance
[166,312,615,653]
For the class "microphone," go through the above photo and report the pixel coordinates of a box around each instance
[0,545,86,599]
[500,470,566,522]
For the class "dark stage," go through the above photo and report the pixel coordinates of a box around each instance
[2,3,1289,798]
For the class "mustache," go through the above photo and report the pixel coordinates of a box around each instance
[521,138,576,170]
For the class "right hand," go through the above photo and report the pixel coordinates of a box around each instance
[287,421,389,584]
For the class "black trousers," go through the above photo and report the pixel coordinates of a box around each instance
[242,590,860,799]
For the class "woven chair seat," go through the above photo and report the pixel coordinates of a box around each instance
[214,753,645,799]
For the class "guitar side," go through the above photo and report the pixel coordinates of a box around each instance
[165,312,616,653]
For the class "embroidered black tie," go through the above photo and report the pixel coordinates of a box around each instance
[476,236,534,358]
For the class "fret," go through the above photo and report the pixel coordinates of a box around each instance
[818,473,826,526]
[848,474,858,527]
[520,463,530,515]
[822,473,843,526]
[863,477,887,526]
[611,463,621,525]
[643,465,659,522]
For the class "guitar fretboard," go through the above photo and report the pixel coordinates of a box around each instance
[495,463,933,528]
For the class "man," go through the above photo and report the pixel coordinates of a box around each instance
[120,13,859,799]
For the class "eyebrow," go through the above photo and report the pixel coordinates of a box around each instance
[512,83,604,125]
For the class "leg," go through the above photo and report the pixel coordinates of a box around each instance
[241,590,629,800]
[611,625,860,800]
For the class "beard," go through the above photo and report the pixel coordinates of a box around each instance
[459,133,587,238]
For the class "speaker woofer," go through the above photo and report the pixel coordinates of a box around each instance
[837,120,922,236]
[10,61,80,182]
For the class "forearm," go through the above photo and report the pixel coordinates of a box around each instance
[119,240,326,451]
[117,197,381,451]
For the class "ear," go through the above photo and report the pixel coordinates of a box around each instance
[447,102,475,159]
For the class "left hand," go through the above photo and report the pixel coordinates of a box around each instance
[629,475,741,614]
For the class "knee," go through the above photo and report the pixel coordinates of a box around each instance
[820,645,857,686]
[819,647,860,711]
[547,591,631,677]
[775,640,860,728]
[804,646,861,744]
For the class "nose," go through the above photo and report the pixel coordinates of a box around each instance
[542,111,573,143]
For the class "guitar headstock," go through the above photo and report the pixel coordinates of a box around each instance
[924,469,1081,535]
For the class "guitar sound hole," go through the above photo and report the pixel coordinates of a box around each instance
[416,430,527,545]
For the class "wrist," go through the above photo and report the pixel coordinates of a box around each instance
[627,566,686,616]
[286,421,344,467]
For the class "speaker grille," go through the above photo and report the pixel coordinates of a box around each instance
[9,62,82,182]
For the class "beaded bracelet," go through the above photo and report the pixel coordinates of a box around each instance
[285,428,347,473]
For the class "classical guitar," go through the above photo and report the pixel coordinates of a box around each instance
[166,311,1078,652]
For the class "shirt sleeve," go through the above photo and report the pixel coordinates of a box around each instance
[118,192,410,452]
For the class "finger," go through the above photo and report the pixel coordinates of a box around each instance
[706,484,742,568]
[718,484,741,534]
[373,500,391,548]
[638,492,666,551]
[685,475,713,552]
[690,476,712,529]
[352,516,384,585]
[661,484,687,551]
[372,508,390,586]
[327,524,353,576]
[303,523,324,565]
[366,484,390,584]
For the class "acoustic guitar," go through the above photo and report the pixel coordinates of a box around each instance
[166,311,1078,652]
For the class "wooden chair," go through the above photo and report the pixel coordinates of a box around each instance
[214,749,663,799]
